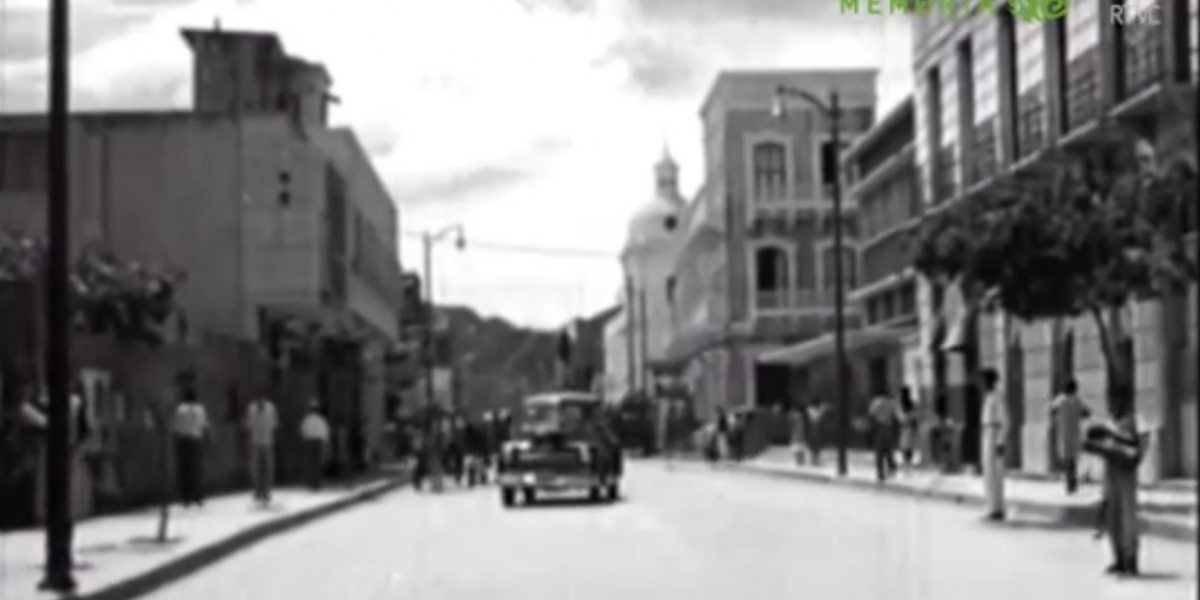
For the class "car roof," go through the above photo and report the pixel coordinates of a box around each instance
[523,391,602,406]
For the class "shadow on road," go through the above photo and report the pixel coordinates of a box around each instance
[514,497,626,510]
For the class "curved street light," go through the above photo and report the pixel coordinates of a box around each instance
[772,84,850,478]
[421,224,466,408]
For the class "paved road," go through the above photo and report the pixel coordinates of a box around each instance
[140,461,1196,600]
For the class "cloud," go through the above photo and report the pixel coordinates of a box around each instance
[0,4,164,64]
[597,34,699,98]
[626,0,875,24]
[401,166,535,208]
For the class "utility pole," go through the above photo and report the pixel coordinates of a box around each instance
[422,232,435,408]
[418,225,465,409]
[773,85,849,477]
[624,276,637,398]
[828,91,849,479]
[40,0,76,592]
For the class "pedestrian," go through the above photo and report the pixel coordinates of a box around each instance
[713,407,730,462]
[1083,393,1148,576]
[806,402,827,466]
[897,387,918,470]
[980,368,1008,521]
[244,392,278,506]
[1050,379,1091,494]
[788,406,807,465]
[868,392,900,481]
[172,382,209,507]
[300,401,330,490]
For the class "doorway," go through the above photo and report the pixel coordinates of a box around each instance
[754,362,791,409]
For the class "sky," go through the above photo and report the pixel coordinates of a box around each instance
[0,0,914,329]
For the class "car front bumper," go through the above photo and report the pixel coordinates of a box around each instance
[497,471,606,490]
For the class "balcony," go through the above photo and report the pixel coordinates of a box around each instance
[859,226,916,288]
[754,288,837,313]
[933,144,957,205]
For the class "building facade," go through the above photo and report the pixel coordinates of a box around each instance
[680,70,876,413]
[910,0,1198,480]
[840,97,923,400]
[0,28,403,504]
[663,181,729,420]
[618,151,687,396]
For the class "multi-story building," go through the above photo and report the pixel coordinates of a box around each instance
[910,0,1197,480]
[839,97,923,398]
[663,180,729,420]
[0,27,404,503]
[676,70,876,414]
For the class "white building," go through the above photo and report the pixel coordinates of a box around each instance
[606,150,687,400]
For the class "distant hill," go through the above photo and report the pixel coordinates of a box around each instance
[437,305,560,414]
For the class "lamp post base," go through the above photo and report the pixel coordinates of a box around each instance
[38,571,77,593]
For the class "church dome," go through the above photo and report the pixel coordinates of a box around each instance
[623,147,685,252]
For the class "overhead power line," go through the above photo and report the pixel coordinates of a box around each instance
[401,230,617,259]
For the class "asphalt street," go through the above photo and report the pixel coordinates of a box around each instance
[139,461,1196,600]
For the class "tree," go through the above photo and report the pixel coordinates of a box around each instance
[913,132,1196,415]
[0,230,183,346]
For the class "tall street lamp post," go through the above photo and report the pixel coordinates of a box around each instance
[40,0,76,592]
[772,84,850,478]
[421,225,465,409]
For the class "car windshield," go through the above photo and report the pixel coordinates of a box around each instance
[520,399,590,435]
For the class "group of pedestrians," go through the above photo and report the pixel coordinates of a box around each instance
[171,386,285,508]
[865,388,920,482]
[978,370,1149,577]
[703,408,745,464]
[170,376,361,509]
[407,411,510,492]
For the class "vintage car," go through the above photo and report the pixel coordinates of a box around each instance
[496,391,622,507]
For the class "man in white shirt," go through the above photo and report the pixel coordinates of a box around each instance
[980,368,1009,521]
[300,401,330,490]
[245,394,278,505]
[1050,379,1091,494]
[173,385,210,506]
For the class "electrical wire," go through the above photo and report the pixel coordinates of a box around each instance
[400,230,617,260]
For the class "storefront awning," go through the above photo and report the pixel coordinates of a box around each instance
[653,325,728,371]
[757,328,903,366]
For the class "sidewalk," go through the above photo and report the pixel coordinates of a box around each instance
[0,470,406,600]
[697,448,1197,543]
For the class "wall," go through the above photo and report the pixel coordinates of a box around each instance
[707,73,875,326]
[312,128,401,338]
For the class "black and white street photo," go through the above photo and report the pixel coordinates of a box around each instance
[0,1,1197,599]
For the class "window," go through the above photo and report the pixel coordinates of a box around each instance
[754,246,788,292]
[666,276,677,304]
[663,215,677,231]
[751,142,787,200]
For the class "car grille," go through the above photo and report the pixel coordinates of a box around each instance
[512,450,584,473]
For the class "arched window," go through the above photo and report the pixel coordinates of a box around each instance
[751,142,787,200]
[755,246,789,292]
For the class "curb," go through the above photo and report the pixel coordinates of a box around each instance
[695,462,1197,543]
[80,476,408,600]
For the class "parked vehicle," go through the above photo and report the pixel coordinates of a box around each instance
[496,391,622,507]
